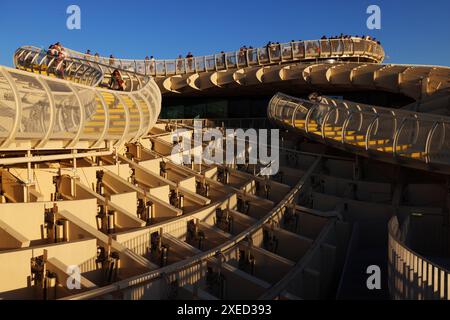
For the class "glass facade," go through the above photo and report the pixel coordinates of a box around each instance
[161,97,270,119]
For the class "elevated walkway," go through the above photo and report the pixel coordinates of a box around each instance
[268,93,450,173]
[53,38,385,77]
[0,48,162,155]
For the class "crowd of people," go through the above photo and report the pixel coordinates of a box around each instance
[321,34,381,45]
[84,49,100,61]
[47,42,68,78]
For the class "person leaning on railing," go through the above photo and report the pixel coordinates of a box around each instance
[186,52,194,70]
[216,52,226,67]
[109,69,126,91]
[176,55,183,72]
[85,49,92,60]
[145,55,150,71]
[55,48,68,79]
[238,46,249,65]
[46,43,66,78]
[47,42,63,58]
[308,92,327,131]
[109,54,115,67]
[148,56,155,74]
[247,47,254,63]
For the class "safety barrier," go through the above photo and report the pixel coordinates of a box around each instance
[23,38,384,77]
[0,66,161,150]
[268,92,450,171]
[388,216,450,300]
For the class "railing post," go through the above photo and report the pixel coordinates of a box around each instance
[393,119,407,158]
[35,77,56,149]
[365,116,379,151]
[305,105,318,134]
[424,122,439,164]
[341,111,354,144]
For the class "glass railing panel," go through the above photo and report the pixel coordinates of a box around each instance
[343,111,376,147]
[258,48,270,64]
[123,96,140,139]
[281,44,293,61]
[107,58,118,68]
[9,70,51,144]
[0,71,15,143]
[367,114,396,153]
[376,44,384,60]
[304,41,320,58]
[133,94,150,135]
[100,57,110,67]
[292,102,309,130]
[225,52,237,69]
[267,96,280,119]
[102,91,127,139]
[17,50,39,70]
[307,104,333,135]
[330,39,344,56]
[342,39,353,55]
[136,61,145,75]
[139,88,157,126]
[237,50,248,68]
[175,59,186,74]
[155,61,166,76]
[324,107,346,136]
[280,102,296,125]
[396,118,434,161]
[195,57,205,72]
[215,54,226,70]
[205,55,216,72]
[120,61,135,72]
[292,42,305,59]
[186,58,195,73]
[268,44,282,62]
[44,80,81,137]
[346,102,363,113]
[274,102,285,120]
[428,122,450,165]
[64,61,78,79]
[33,51,48,67]
[319,40,331,58]
[71,87,105,139]
[352,38,365,54]
[247,49,258,66]
[364,40,373,56]
[165,60,176,76]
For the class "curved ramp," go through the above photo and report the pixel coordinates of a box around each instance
[1,49,162,152]
[268,92,450,173]
[53,38,385,77]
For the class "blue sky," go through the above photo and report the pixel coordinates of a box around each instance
[0,0,449,67]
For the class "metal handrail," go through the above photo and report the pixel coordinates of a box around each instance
[268,92,450,169]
